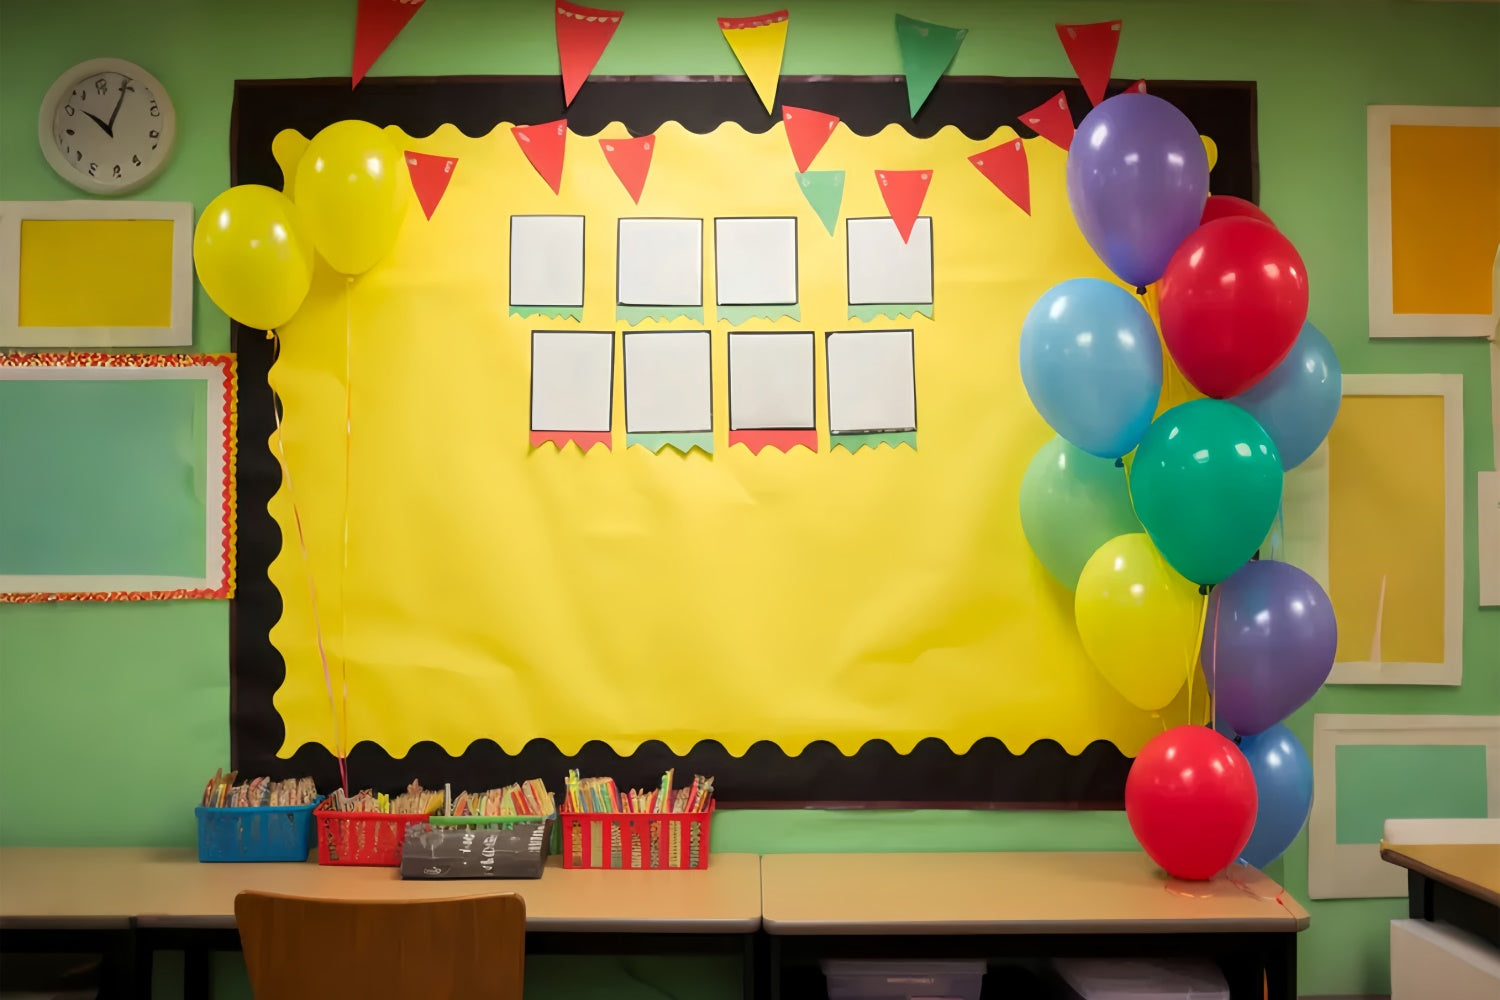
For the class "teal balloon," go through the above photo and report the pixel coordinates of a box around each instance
[1129,399,1283,585]
[1019,436,1142,589]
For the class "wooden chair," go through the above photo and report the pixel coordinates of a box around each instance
[234,890,525,999]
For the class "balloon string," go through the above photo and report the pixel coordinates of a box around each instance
[340,277,354,780]
[1189,590,1210,727]
[1208,590,1223,734]
[269,332,348,794]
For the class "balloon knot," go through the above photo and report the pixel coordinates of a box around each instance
[1198,584,1210,596]
[1114,456,1125,468]
[1135,286,1147,296]
[1252,549,1261,561]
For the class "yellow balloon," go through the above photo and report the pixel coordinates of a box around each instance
[1200,134,1219,172]
[1075,533,1200,712]
[193,185,315,331]
[295,120,408,276]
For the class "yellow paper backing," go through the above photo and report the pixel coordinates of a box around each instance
[19,219,175,327]
[267,120,1207,760]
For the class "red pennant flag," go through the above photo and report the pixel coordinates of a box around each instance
[511,120,568,195]
[782,106,840,173]
[556,1,624,107]
[599,134,655,203]
[1056,20,1121,107]
[968,140,1030,216]
[1019,90,1075,151]
[875,169,932,244]
[405,151,458,219]
[1126,80,1147,94]
[352,0,426,88]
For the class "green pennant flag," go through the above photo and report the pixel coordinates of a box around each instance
[895,14,968,118]
[795,170,844,235]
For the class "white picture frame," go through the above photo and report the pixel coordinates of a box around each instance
[1366,105,1500,340]
[1280,374,1463,685]
[1309,713,1500,900]
[0,200,192,347]
[846,217,933,307]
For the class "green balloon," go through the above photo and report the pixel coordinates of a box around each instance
[1128,399,1283,585]
[1019,436,1142,589]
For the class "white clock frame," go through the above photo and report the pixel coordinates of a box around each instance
[37,58,177,196]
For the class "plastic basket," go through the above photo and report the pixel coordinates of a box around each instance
[314,799,434,866]
[400,815,555,879]
[195,798,322,863]
[558,803,714,870]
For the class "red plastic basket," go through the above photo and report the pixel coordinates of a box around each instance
[314,800,433,866]
[558,803,714,870]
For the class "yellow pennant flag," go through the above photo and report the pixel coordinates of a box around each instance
[718,10,788,113]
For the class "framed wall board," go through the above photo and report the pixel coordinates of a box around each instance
[228,74,1257,805]
[1309,713,1500,899]
[0,201,193,347]
[1366,105,1500,340]
[1280,373,1463,685]
[0,353,236,601]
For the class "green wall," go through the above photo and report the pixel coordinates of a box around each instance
[1,1,1496,996]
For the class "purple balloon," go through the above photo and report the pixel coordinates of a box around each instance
[1066,93,1210,289]
[1204,560,1337,735]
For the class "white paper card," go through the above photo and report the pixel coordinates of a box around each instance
[617,219,703,306]
[530,331,614,432]
[1480,470,1500,607]
[715,217,798,306]
[728,332,815,430]
[624,331,712,433]
[509,216,585,308]
[826,330,917,434]
[847,217,933,305]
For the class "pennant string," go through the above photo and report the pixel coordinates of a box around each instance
[269,332,348,794]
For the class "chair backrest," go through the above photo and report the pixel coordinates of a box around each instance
[234,890,525,999]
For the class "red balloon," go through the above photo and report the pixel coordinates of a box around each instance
[1125,725,1258,880]
[1200,194,1274,228]
[1158,217,1309,398]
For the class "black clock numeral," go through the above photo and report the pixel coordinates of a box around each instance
[75,150,82,162]
[112,164,121,178]
[94,78,108,95]
[88,162,97,176]
[63,104,75,116]
[149,103,160,117]
[65,128,74,136]
[132,154,141,166]
[149,129,159,138]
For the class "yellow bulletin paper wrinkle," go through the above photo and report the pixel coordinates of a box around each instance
[267,120,1203,762]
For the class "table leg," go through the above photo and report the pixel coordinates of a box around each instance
[767,934,781,1000]
[1263,931,1297,1000]
[1408,870,1434,920]
[184,947,212,999]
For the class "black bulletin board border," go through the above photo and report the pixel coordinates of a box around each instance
[229,74,1257,807]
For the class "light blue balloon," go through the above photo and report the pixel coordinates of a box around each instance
[1237,724,1313,869]
[1231,322,1341,470]
[1019,278,1163,459]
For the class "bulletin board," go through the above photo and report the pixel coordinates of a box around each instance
[230,75,1257,805]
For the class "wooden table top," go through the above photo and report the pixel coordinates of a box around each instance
[1380,842,1500,907]
[0,848,762,933]
[760,852,1310,935]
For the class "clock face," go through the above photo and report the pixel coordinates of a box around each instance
[41,61,174,194]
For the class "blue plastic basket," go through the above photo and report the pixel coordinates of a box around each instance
[195,797,322,862]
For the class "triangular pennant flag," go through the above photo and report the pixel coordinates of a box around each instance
[718,10,789,114]
[1125,79,1147,94]
[894,14,968,118]
[968,140,1029,216]
[782,106,840,173]
[1056,20,1122,107]
[511,120,568,195]
[352,0,426,88]
[405,151,458,219]
[1019,91,1076,151]
[795,170,844,235]
[875,169,932,243]
[600,134,655,203]
[556,1,624,107]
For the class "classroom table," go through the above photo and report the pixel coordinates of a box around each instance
[759,852,1309,1000]
[1380,841,1500,950]
[0,848,763,999]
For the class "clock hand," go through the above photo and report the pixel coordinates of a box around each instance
[102,78,131,134]
[79,107,113,137]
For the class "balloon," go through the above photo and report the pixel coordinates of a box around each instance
[192,185,315,331]
[1129,399,1283,585]
[1019,278,1163,458]
[1066,93,1210,289]
[1158,217,1310,399]
[1075,533,1200,711]
[1230,322,1342,470]
[294,120,408,275]
[1126,725,1258,880]
[1236,724,1313,869]
[1019,438,1142,589]
[1201,194,1274,228]
[1204,560,1337,736]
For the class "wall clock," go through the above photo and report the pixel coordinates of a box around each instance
[37,58,176,196]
